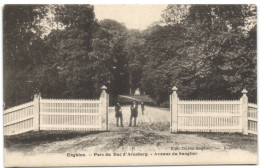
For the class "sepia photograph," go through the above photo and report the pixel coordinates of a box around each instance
[2,2,258,167]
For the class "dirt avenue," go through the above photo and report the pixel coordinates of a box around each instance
[5,106,257,155]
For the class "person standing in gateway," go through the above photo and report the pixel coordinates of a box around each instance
[141,101,145,115]
[129,101,138,127]
[115,102,123,127]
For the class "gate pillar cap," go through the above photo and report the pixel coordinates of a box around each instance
[101,85,107,90]
[172,86,178,91]
[242,89,248,94]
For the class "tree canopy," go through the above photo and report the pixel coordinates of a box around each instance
[3,4,257,108]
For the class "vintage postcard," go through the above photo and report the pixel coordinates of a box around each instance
[3,4,257,167]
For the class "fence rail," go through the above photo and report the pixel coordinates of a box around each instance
[4,86,109,136]
[178,100,241,104]
[4,101,34,114]
[170,87,257,135]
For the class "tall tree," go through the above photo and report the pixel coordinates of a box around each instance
[3,5,48,107]
[52,5,97,98]
[89,19,130,103]
[140,5,257,105]
[124,29,146,94]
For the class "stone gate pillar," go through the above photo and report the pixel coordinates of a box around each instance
[33,93,40,131]
[171,86,179,133]
[100,85,109,131]
[240,89,248,135]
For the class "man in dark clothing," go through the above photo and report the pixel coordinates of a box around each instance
[141,102,145,115]
[115,102,123,127]
[129,101,138,127]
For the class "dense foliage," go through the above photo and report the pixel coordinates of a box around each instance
[141,5,256,105]
[3,4,256,108]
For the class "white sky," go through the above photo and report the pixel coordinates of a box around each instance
[94,4,168,30]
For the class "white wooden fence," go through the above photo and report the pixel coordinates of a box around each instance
[4,86,109,136]
[40,98,102,131]
[248,103,257,135]
[170,86,257,135]
[4,101,35,135]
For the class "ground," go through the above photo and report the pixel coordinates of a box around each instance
[5,105,257,156]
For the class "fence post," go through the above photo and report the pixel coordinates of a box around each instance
[33,93,40,131]
[240,89,248,135]
[171,86,179,133]
[100,85,108,131]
